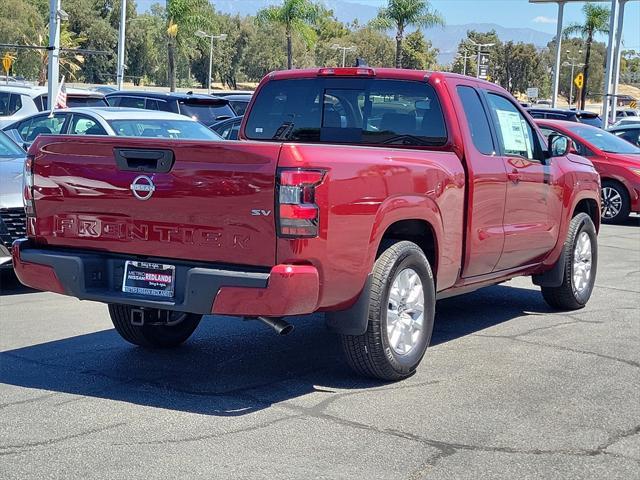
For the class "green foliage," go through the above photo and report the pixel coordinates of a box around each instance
[401,31,438,70]
[256,0,320,69]
[371,0,443,68]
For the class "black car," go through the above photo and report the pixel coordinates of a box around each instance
[224,94,252,116]
[106,91,235,127]
[609,124,640,147]
[210,115,242,140]
[526,107,603,128]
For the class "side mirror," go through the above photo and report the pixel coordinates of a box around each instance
[547,133,572,158]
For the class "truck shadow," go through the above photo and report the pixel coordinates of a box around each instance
[1,284,552,416]
[0,269,37,296]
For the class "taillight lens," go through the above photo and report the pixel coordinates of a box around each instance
[23,155,35,216]
[277,169,325,237]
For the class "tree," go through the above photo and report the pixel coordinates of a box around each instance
[256,0,319,70]
[564,2,609,109]
[401,31,438,70]
[371,0,443,68]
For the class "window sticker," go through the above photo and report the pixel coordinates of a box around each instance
[496,109,527,154]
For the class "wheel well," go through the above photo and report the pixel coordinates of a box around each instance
[573,198,599,230]
[378,220,437,272]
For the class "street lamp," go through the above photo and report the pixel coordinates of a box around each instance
[331,44,356,68]
[195,30,227,95]
[469,40,494,79]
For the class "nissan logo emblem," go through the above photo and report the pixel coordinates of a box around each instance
[130,175,156,201]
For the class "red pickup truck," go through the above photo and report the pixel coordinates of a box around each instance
[13,68,601,381]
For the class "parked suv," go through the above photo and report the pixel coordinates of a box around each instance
[105,91,235,127]
[0,85,107,127]
[527,107,602,128]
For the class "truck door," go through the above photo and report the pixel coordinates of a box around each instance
[484,92,558,270]
[455,85,507,278]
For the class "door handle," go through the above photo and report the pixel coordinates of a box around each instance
[507,170,522,184]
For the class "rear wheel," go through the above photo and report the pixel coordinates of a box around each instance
[340,241,435,381]
[541,213,597,310]
[601,180,630,224]
[108,304,202,348]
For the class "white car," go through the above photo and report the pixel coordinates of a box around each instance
[3,107,222,147]
[0,85,107,128]
[0,130,26,268]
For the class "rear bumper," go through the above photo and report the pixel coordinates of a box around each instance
[12,239,320,316]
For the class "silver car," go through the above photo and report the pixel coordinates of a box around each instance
[0,131,26,268]
[3,107,222,148]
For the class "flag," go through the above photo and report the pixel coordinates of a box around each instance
[55,76,67,109]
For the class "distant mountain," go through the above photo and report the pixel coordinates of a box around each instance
[137,1,554,65]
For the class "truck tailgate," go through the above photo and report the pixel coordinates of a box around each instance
[30,136,280,267]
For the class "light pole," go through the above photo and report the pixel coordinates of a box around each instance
[195,30,227,95]
[47,0,68,110]
[457,49,472,76]
[469,40,494,79]
[331,44,356,67]
[563,49,583,108]
[116,0,126,90]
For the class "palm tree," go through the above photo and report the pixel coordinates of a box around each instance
[166,0,210,91]
[371,0,444,68]
[564,3,609,110]
[256,0,319,70]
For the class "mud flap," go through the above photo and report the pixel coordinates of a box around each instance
[532,250,566,288]
[325,275,372,336]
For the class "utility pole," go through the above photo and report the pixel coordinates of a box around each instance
[550,0,566,108]
[331,44,357,68]
[116,0,126,90]
[563,50,583,108]
[602,0,620,128]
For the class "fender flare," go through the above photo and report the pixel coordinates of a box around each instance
[326,195,444,336]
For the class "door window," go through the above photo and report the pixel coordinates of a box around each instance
[23,114,67,142]
[0,92,22,116]
[457,86,494,155]
[117,96,146,109]
[487,93,537,160]
[70,115,107,135]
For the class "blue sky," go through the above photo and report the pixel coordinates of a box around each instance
[362,0,640,49]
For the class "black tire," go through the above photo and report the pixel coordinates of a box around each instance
[601,180,630,224]
[340,241,436,381]
[108,304,202,348]
[541,213,597,310]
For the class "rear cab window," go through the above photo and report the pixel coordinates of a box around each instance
[245,77,447,147]
[456,86,494,155]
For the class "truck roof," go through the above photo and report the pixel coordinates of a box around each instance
[264,67,495,86]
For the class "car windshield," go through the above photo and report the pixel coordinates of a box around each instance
[108,119,222,140]
[178,99,235,125]
[0,131,24,157]
[566,124,640,154]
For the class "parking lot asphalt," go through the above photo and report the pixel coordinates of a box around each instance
[1,220,639,480]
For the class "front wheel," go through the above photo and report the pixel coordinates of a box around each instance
[108,304,202,348]
[541,213,597,310]
[340,241,436,381]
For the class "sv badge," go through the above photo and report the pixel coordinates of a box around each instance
[251,209,272,216]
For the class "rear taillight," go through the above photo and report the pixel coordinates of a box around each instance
[277,169,325,237]
[23,155,35,216]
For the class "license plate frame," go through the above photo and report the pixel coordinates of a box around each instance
[122,261,176,298]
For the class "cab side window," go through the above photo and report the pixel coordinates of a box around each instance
[457,86,494,155]
[487,93,538,161]
[23,115,67,142]
[70,115,107,135]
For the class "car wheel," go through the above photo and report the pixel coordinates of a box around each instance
[601,180,630,224]
[108,304,202,348]
[340,241,435,381]
[541,213,597,310]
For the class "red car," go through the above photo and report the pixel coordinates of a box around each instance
[536,119,640,223]
[13,69,601,381]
